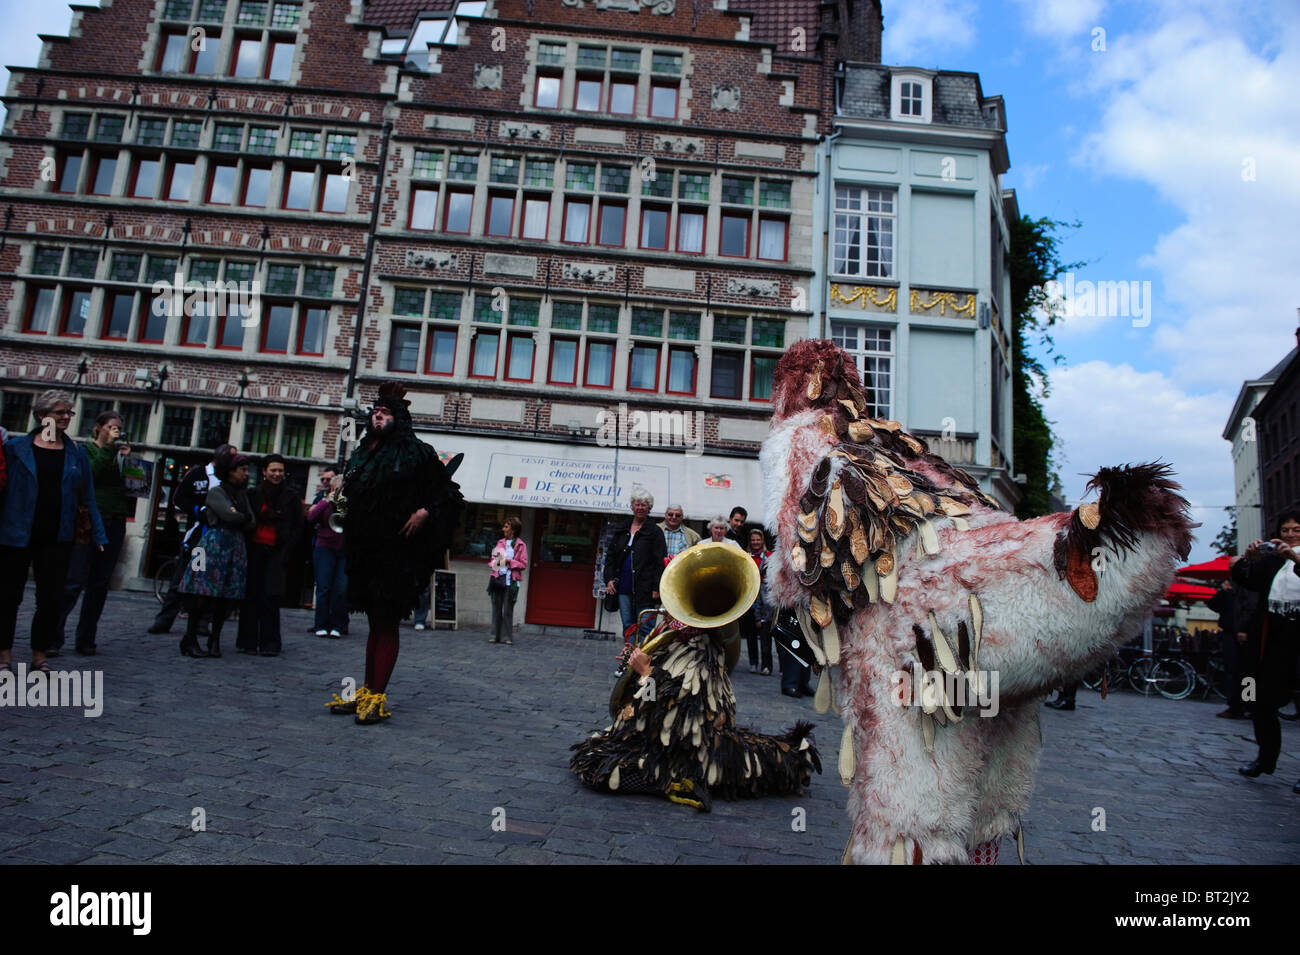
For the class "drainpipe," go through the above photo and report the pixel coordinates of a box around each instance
[341,119,393,468]
[818,65,846,340]
[345,119,394,408]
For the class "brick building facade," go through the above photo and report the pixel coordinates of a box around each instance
[0,0,882,628]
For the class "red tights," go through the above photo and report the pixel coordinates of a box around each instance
[364,615,401,693]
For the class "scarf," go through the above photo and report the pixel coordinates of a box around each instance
[1268,562,1300,618]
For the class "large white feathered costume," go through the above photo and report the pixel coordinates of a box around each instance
[760,341,1194,865]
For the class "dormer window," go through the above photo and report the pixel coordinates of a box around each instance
[890,72,932,123]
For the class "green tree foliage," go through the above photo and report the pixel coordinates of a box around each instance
[1007,216,1081,518]
[1212,507,1237,557]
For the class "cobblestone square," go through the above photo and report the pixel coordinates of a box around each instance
[1,589,1295,865]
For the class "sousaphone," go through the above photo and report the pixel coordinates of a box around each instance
[608,542,761,718]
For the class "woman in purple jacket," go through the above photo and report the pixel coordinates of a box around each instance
[487,516,527,645]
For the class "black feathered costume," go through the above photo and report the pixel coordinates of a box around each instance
[329,382,462,724]
[343,384,462,620]
[570,627,821,810]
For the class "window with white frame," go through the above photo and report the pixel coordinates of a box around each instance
[833,185,896,278]
[830,322,893,418]
[890,73,932,123]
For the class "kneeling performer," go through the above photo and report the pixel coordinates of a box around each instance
[570,542,821,811]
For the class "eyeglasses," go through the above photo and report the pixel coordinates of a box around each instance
[49,410,75,417]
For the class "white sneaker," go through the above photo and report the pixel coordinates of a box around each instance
[749,664,758,673]
[328,630,342,639]
[414,623,426,631]
[315,630,328,638]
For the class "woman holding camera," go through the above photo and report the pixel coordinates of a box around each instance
[1231,509,1300,791]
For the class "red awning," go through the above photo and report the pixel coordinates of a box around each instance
[1175,556,1232,581]
[1164,581,1218,603]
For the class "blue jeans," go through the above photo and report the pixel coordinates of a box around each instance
[618,592,656,642]
[312,546,348,632]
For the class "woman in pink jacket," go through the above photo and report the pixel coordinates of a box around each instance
[487,516,528,645]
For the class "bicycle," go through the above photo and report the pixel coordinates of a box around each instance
[154,557,177,604]
[1127,637,1197,700]
[1081,641,1145,693]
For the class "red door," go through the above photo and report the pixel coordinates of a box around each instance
[524,510,598,628]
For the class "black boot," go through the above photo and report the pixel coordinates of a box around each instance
[179,634,208,657]
[1238,759,1275,777]
[206,633,221,658]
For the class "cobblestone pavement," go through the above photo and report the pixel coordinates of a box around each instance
[1,588,1295,865]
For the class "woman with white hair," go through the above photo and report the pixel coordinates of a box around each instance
[0,390,106,674]
[703,516,744,549]
[602,488,667,641]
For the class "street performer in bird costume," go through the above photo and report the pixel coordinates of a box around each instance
[571,544,822,811]
[760,340,1194,864]
[325,382,462,724]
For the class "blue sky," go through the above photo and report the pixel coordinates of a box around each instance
[881,0,1300,560]
[4,0,1297,561]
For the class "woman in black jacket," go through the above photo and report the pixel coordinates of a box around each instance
[236,454,303,656]
[603,489,666,642]
[1231,508,1300,791]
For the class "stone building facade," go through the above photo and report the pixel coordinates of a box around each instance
[0,0,883,628]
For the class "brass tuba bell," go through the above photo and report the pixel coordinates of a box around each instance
[608,541,760,718]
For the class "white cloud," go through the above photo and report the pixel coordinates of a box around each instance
[1067,4,1300,390]
[1044,360,1234,562]
[1013,0,1108,38]
[881,0,978,63]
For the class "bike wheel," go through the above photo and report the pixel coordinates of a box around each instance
[1128,658,1158,695]
[1081,662,1108,691]
[1153,659,1195,700]
[155,558,176,604]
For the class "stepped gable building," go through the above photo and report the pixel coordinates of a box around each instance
[822,59,1019,508]
[0,0,883,628]
[1,0,390,594]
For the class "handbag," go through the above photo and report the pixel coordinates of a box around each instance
[602,591,620,613]
[488,572,508,593]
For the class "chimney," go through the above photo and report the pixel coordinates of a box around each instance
[837,0,884,63]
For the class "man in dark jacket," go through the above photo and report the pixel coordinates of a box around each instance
[1208,579,1256,718]
[602,491,667,641]
[236,453,303,656]
[148,443,236,634]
